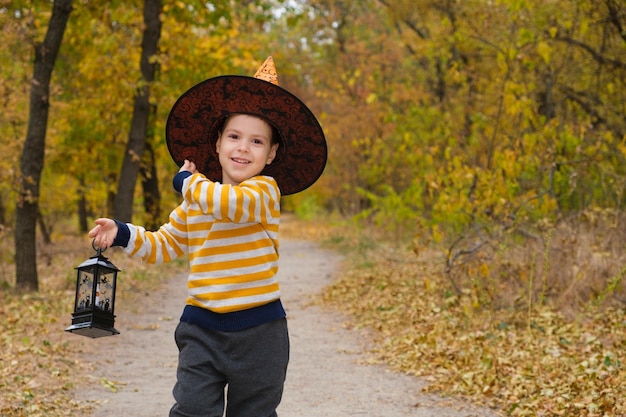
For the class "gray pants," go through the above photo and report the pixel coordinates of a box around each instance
[169,319,290,417]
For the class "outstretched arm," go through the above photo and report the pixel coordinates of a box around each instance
[88,218,118,249]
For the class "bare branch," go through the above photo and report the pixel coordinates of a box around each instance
[605,0,626,43]
[554,35,626,71]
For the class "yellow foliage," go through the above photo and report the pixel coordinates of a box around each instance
[535,41,551,64]
[479,262,490,278]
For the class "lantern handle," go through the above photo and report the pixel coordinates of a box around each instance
[92,239,107,254]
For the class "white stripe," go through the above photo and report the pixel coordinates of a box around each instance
[193,242,276,263]
[189,261,278,280]
[189,229,274,249]
[189,277,277,295]
[195,291,281,310]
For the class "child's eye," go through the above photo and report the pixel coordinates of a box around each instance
[228,134,239,140]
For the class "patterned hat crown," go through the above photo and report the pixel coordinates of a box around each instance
[253,56,279,85]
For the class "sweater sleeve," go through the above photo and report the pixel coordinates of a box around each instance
[173,171,192,194]
[122,203,189,264]
[111,220,130,247]
[181,174,280,224]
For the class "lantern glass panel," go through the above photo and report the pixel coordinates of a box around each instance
[76,268,95,311]
[97,271,115,313]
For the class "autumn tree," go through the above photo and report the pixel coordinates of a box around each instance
[15,0,73,291]
[112,0,162,223]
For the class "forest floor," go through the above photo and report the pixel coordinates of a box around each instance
[73,238,499,417]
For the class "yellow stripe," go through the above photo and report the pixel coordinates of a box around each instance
[191,253,278,274]
[189,269,277,288]
[194,239,273,257]
[194,282,280,301]
[129,230,143,257]
[187,220,213,232]
[220,185,231,219]
[248,194,256,222]
[164,229,184,259]
[187,207,204,217]
[190,176,209,207]
[145,233,158,263]
[207,223,266,239]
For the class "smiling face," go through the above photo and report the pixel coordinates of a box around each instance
[215,114,279,186]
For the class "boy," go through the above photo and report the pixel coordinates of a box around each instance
[89,57,327,417]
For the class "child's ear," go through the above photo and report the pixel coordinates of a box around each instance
[215,137,221,153]
[266,143,279,165]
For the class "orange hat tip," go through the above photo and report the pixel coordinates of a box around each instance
[254,56,279,85]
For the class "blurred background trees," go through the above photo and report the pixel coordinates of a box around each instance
[1,0,625,308]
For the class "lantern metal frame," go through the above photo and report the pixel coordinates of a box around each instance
[65,242,120,338]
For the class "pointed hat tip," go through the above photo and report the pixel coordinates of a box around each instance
[254,56,279,85]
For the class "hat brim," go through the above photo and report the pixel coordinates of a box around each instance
[166,76,327,196]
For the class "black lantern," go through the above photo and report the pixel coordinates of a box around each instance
[65,242,120,338]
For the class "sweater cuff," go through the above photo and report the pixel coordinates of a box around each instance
[173,171,193,193]
[112,220,130,247]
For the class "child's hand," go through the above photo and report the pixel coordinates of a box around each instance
[88,218,118,249]
[179,159,198,174]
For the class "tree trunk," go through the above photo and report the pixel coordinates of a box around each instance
[15,0,73,292]
[78,177,89,233]
[141,140,162,231]
[112,0,162,222]
[141,99,162,231]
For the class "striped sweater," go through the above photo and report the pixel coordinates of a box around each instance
[122,173,281,315]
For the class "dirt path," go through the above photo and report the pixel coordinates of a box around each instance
[76,239,498,417]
